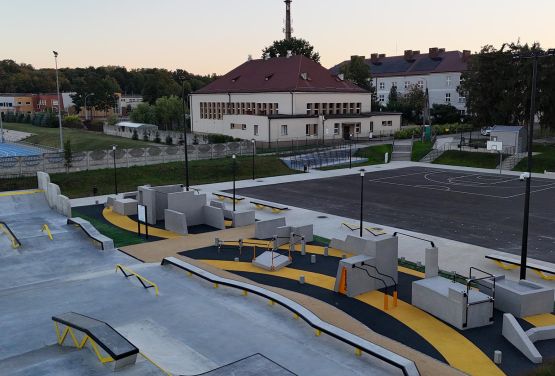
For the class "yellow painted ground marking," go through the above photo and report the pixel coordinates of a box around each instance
[0,189,44,197]
[102,207,182,239]
[398,266,425,278]
[201,260,503,376]
[523,313,555,327]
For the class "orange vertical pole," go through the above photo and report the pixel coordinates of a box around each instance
[338,267,347,294]
[383,293,389,311]
[393,290,398,307]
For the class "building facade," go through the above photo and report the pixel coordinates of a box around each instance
[191,55,401,144]
[119,94,144,116]
[331,48,470,115]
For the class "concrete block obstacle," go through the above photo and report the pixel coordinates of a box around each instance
[425,247,439,278]
[502,313,543,363]
[113,198,138,216]
[37,171,50,191]
[67,218,114,250]
[164,209,188,235]
[106,196,116,208]
[412,276,494,330]
[52,312,138,370]
[478,275,554,318]
[255,217,286,239]
[232,210,255,228]
[203,205,226,230]
[252,250,292,271]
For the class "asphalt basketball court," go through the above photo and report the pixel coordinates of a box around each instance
[233,167,555,262]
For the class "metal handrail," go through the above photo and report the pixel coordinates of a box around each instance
[361,263,397,292]
[353,265,389,295]
[393,232,435,248]
[115,264,159,296]
[460,267,495,328]
[0,221,21,248]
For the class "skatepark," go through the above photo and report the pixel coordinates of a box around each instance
[1,161,555,376]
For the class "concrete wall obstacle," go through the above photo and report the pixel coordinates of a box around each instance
[255,218,287,239]
[203,206,225,230]
[37,173,72,218]
[232,211,255,228]
[168,191,206,226]
[425,247,439,278]
[138,186,158,224]
[334,255,376,297]
[291,224,314,243]
[113,198,139,216]
[37,171,50,191]
[164,209,188,235]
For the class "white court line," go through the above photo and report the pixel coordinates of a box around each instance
[366,169,441,183]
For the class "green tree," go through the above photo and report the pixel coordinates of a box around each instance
[430,104,461,125]
[262,37,320,62]
[388,85,399,103]
[130,103,156,124]
[339,55,372,91]
[64,139,73,172]
[154,96,182,131]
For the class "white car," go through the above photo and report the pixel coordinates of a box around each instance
[481,126,493,136]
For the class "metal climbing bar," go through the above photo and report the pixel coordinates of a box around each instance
[360,263,398,307]
[41,224,53,240]
[0,221,21,249]
[353,265,391,310]
[393,232,435,248]
[115,264,159,296]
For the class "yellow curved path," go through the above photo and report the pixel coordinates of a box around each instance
[102,207,182,239]
[200,260,504,376]
[524,313,555,327]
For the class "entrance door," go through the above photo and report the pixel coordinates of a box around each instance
[342,124,353,140]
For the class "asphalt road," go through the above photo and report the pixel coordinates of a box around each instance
[234,167,555,263]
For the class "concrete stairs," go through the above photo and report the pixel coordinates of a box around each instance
[391,142,412,161]
[496,153,527,171]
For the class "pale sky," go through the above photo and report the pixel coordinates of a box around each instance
[3,0,554,75]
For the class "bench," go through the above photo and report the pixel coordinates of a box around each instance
[213,192,245,203]
[486,254,555,281]
[251,200,289,213]
[52,312,138,369]
[67,218,114,250]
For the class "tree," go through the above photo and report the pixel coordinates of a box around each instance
[130,103,156,124]
[154,96,182,131]
[388,85,399,103]
[262,37,320,62]
[339,55,372,91]
[430,104,461,125]
[63,139,73,172]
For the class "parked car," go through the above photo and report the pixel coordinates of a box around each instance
[481,126,493,136]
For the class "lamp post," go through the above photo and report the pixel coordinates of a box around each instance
[53,51,64,151]
[0,110,4,143]
[349,134,353,169]
[515,48,555,280]
[232,154,237,211]
[180,77,190,191]
[112,145,118,195]
[251,139,256,180]
[359,169,365,237]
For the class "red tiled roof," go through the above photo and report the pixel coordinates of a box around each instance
[194,55,368,94]
[330,50,468,78]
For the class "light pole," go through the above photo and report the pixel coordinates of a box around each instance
[359,169,365,237]
[515,48,555,280]
[232,154,237,211]
[53,51,64,151]
[251,138,255,180]
[180,77,190,191]
[0,110,4,143]
[112,145,118,195]
[349,134,353,169]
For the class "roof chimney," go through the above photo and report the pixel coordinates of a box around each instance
[413,50,420,55]
[247,54,252,61]
[264,53,270,60]
[438,48,446,53]
[462,50,471,62]
[429,47,439,59]
[404,50,414,61]
[378,53,386,59]
[337,73,345,81]
[300,72,309,80]
[370,53,379,62]
[286,50,293,58]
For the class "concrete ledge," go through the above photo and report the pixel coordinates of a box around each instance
[67,217,114,250]
[113,198,138,216]
[503,313,542,363]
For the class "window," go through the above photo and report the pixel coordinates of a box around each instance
[355,123,361,134]
[26,102,31,105]
[281,124,288,136]
[254,124,259,136]
[379,82,385,90]
[392,82,397,88]
[52,100,59,106]
[404,81,410,89]
[334,123,340,135]
[458,96,466,103]
[417,80,424,89]
[459,110,466,116]
[306,103,312,115]
[370,121,374,132]
[378,94,385,102]
[382,120,393,127]
[305,124,318,136]
[446,76,452,87]
[230,123,246,130]
[445,93,451,103]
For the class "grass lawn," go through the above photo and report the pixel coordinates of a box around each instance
[0,155,296,198]
[411,141,434,161]
[433,150,504,169]
[514,144,555,173]
[319,144,392,170]
[3,122,155,151]
[70,208,146,248]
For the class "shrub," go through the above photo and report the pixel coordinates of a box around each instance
[165,135,173,145]
[107,114,118,126]
[154,132,161,143]
[205,134,237,144]
[63,115,83,129]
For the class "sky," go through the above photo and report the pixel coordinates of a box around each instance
[3,0,554,75]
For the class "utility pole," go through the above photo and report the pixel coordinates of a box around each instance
[53,51,64,151]
[284,0,292,40]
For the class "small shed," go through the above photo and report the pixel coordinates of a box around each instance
[490,125,527,153]
[115,121,158,135]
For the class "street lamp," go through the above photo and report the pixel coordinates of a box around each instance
[53,51,64,151]
[359,169,365,237]
[0,110,4,143]
[180,77,190,191]
[251,139,256,180]
[232,154,237,211]
[112,145,118,195]
[515,48,555,280]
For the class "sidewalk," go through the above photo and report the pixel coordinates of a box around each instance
[70,161,555,289]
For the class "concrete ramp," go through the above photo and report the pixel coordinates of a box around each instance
[252,251,291,271]
[203,353,295,375]
[0,192,49,216]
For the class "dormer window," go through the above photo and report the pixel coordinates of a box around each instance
[231,75,241,83]
[300,72,309,80]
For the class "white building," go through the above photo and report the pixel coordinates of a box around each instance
[190,55,401,145]
[0,95,15,114]
[331,48,470,115]
[119,95,144,116]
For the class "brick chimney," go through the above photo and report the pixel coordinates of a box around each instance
[429,47,439,59]
[370,53,379,62]
[378,53,386,59]
[462,50,471,62]
[413,50,420,55]
[438,48,446,53]
[404,50,414,61]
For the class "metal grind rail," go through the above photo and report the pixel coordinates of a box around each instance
[161,256,420,376]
